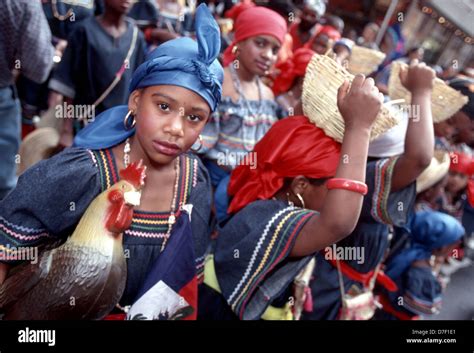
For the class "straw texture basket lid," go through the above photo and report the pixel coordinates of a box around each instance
[302,54,400,143]
[416,149,450,193]
[348,45,386,76]
[17,127,60,176]
[388,61,469,123]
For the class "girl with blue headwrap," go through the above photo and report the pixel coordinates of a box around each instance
[376,211,464,319]
[0,4,223,320]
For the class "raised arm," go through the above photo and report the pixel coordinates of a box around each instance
[391,60,435,192]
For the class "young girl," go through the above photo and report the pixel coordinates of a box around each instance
[377,211,464,320]
[200,5,287,222]
[49,0,147,147]
[0,4,222,320]
[198,74,385,320]
[305,25,341,55]
[303,61,436,320]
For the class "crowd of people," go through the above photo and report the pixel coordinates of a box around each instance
[0,0,473,321]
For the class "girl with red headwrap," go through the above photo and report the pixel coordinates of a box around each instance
[305,25,342,55]
[441,151,474,221]
[199,5,288,222]
[198,75,385,320]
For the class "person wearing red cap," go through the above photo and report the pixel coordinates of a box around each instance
[305,25,342,55]
[198,75,385,320]
[273,48,315,116]
[441,151,474,221]
[199,5,288,223]
[430,150,474,277]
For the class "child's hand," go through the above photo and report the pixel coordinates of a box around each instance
[337,74,384,131]
[399,60,435,95]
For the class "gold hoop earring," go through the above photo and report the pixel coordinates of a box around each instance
[123,110,136,130]
[190,135,203,153]
[286,192,294,207]
[296,193,306,209]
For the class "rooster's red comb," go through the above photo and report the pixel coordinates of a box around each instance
[120,160,146,189]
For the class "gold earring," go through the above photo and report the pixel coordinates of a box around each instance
[190,135,203,153]
[123,110,136,130]
[232,45,239,55]
[296,193,306,208]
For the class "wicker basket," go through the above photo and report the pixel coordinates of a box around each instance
[388,61,469,123]
[348,45,386,76]
[302,54,400,143]
[416,149,450,193]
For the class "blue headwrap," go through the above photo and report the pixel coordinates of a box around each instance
[386,211,464,279]
[74,4,223,149]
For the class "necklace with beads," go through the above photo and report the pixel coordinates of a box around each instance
[115,138,180,315]
[123,137,180,252]
[229,65,264,152]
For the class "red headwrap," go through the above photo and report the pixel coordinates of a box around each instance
[317,25,342,41]
[272,48,315,96]
[468,180,474,207]
[449,151,473,176]
[304,25,341,51]
[450,151,474,206]
[224,0,255,21]
[227,116,341,214]
[222,6,288,67]
[470,161,474,208]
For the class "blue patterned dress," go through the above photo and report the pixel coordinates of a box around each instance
[0,146,212,312]
[302,157,416,320]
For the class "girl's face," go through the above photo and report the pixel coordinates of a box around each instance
[362,26,377,43]
[334,46,350,66]
[433,121,455,140]
[446,170,469,194]
[311,34,330,55]
[105,0,134,14]
[237,35,281,76]
[129,85,211,165]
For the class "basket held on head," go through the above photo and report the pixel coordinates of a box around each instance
[302,54,401,143]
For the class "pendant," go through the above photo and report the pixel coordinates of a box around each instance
[168,215,176,226]
[124,140,131,153]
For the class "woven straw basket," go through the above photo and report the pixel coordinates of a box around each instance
[302,54,400,143]
[388,61,469,123]
[416,149,450,193]
[348,45,386,76]
[17,127,59,175]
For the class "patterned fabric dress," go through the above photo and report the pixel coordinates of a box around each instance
[200,97,282,222]
[0,146,212,318]
[198,199,316,320]
[302,157,416,320]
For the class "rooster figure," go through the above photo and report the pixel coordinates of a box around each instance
[0,160,146,320]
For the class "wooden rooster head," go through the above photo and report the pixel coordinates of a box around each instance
[119,160,147,189]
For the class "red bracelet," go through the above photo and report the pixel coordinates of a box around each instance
[326,178,368,195]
